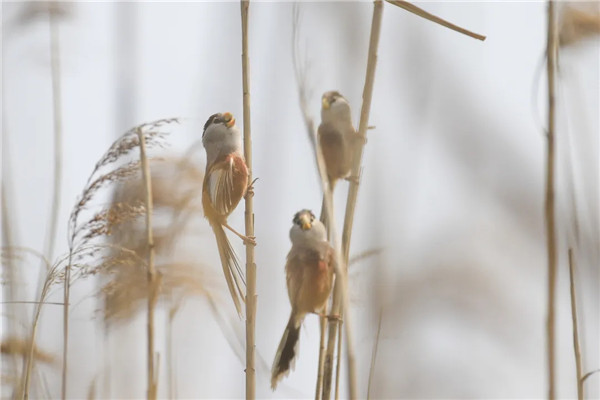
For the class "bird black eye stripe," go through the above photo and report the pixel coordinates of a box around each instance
[203,113,222,132]
[292,209,315,226]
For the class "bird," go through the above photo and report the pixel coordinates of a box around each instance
[202,111,254,317]
[318,91,361,227]
[271,209,335,390]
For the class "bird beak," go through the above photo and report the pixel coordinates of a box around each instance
[322,97,330,110]
[223,112,235,128]
[299,214,312,230]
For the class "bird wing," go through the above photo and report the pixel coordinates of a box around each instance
[285,250,305,310]
[205,156,238,216]
[285,246,333,314]
[318,122,354,181]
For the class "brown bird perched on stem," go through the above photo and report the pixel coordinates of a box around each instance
[271,209,335,390]
[202,111,255,317]
[318,91,360,227]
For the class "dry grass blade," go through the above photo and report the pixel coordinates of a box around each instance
[385,0,486,41]
[545,2,558,399]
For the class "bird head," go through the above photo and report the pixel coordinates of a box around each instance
[290,209,327,246]
[202,111,241,166]
[203,111,236,135]
[321,91,351,123]
[293,209,315,231]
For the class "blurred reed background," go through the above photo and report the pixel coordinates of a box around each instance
[1,1,598,399]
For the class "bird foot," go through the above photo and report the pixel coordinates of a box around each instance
[245,177,259,199]
[317,312,342,322]
[345,175,360,185]
[224,223,257,246]
[242,235,257,246]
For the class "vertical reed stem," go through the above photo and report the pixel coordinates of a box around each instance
[240,1,256,398]
[568,249,584,400]
[367,308,383,399]
[323,2,383,399]
[545,2,557,399]
[315,313,327,400]
[334,320,343,400]
[22,277,52,400]
[46,7,67,398]
[137,127,158,400]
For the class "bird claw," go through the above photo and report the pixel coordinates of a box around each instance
[317,312,342,322]
[245,177,259,199]
[224,223,257,246]
[345,175,360,185]
[242,235,257,246]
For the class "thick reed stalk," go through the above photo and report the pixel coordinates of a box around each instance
[568,249,584,400]
[240,1,257,398]
[137,127,158,400]
[545,2,557,399]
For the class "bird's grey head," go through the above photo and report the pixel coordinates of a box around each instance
[202,112,242,166]
[321,90,351,123]
[289,209,327,246]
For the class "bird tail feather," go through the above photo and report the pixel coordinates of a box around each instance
[271,313,303,390]
[211,222,246,317]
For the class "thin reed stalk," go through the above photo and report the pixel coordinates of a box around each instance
[167,304,178,400]
[367,308,383,399]
[137,127,158,400]
[293,36,357,400]
[323,2,384,399]
[240,1,257,398]
[545,2,558,399]
[290,10,329,398]
[568,249,584,400]
[22,273,53,400]
[45,7,67,398]
[45,2,63,277]
[1,183,19,383]
[8,248,55,399]
[334,321,342,400]
[315,314,327,400]
[292,56,356,399]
